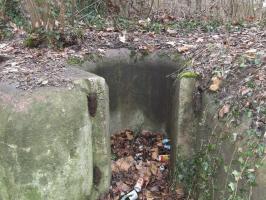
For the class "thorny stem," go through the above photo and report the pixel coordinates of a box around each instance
[248,186,252,200]
[232,157,250,199]
[223,146,237,192]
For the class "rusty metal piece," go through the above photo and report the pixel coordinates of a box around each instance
[87,93,97,117]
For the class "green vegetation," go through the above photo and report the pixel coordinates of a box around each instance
[67,56,84,65]
[175,106,265,200]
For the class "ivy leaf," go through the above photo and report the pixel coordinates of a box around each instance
[228,182,236,191]
[232,170,241,181]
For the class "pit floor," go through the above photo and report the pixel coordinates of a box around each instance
[99,129,185,200]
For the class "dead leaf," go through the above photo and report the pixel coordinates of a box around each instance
[116,181,130,192]
[209,77,222,91]
[219,104,230,118]
[145,190,154,200]
[138,18,151,27]
[138,45,155,53]
[151,147,159,160]
[106,27,114,32]
[125,131,134,140]
[240,86,251,96]
[166,28,177,35]
[149,162,158,175]
[177,45,193,53]
[165,41,176,46]
[150,185,159,192]
[115,156,134,172]
[111,161,120,173]
[196,38,204,43]
[41,80,49,85]
[119,31,127,43]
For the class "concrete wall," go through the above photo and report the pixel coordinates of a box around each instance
[89,61,178,134]
[0,68,111,200]
[0,53,265,199]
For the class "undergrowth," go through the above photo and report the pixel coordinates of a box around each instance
[175,103,265,200]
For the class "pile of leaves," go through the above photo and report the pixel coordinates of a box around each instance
[100,130,185,200]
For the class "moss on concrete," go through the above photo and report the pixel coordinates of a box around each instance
[0,85,93,200]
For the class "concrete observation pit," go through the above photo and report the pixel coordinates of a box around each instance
[1,49,265,200]
[0,49,185,200]
[88,56,178,135]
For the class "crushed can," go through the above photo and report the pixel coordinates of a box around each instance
[134,177,144,192]
[162,138,170,144]
[120,189,138,200]
[134,153,143,160]
[159,165,166,172]
[158,155,170,162]
[164,144,171,150]
[120,177,144,200]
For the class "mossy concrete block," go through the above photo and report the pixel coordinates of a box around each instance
[0,85,93,200]
[253,161,266,200]
[74,77,111,200]
[0,68,111,200]
[170,77,197,178]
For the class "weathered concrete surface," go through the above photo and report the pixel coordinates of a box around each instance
[74,78,111,200]
[170,76,265,200]
[0,68,111,200]
[85,49,180,135]
[253,163,266,200]
[1,50,265,200]
[169,77,197,178]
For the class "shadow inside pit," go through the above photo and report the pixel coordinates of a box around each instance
[88,60,179,135]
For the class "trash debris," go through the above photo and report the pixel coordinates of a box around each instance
[158,155,170,162]
[159,165,166,172]
[134,177,144,192]
[120,178,144,200]
[101,129,181,199]
[164,144,171,150]
[162,138,170,144]
[120,189,138,200]
[134,153,143,160]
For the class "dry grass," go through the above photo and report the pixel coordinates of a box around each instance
[23,0,67,30]
[110,0,266,21]
[154,0,266,21]
[22,0,266,28]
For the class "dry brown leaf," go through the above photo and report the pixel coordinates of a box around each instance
[166,28,177,35]
[106,27,114,32]
[111,161,119,173]
[177,45,193,53]
[209,77,222,91]
[240,86,251,96]
[150,185,159,192]
[151,147,159,160]
[145,190,155,200]
[138,45,155,53]
[115,156,134,172]
[219,104,230,118]
[119,31,127,43]
[125,131,134,140]
[116,181,130,192]
[150,162,158,175]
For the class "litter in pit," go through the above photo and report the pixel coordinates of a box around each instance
[99,130,185,200]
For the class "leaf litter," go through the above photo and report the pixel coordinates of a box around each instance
[100,129,185,200]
